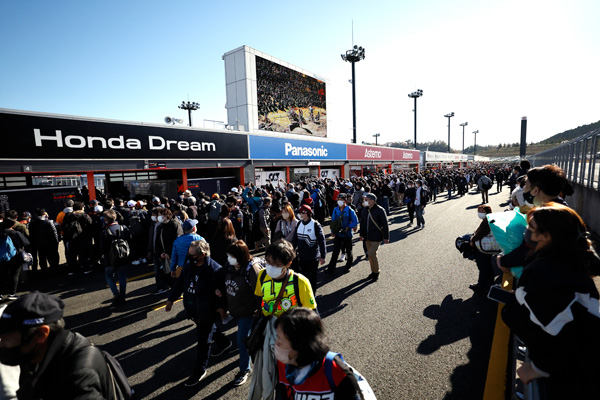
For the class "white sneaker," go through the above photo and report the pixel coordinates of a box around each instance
[141,258,147,263]
[131,260,141,266]
[338,254,346,262]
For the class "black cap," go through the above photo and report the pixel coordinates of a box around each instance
[0,292,64,334]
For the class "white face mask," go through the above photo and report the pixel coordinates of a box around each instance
[227,255,238,266]
[478,212,487,220]
[408,185,414,189]
[157,216,165,223]
[363,201,369,207]
[94,205,103,213]
[266,263,285,279]
[282,212,290,220]
[151,216,158,222]
[274,343,294,364]
[337,200,345,207]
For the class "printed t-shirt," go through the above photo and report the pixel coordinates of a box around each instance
[254,269,316,317]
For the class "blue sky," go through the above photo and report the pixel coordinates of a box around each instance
[1,0,598,149]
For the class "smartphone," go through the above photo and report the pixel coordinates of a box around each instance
[487,285,515,304]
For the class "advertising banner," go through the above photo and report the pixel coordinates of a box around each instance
[320,169,339,180]
[393,149,420,162]
[254,170,286,187]
[249,135,346,160]
[0,111,249,160]
[347,144,393,161]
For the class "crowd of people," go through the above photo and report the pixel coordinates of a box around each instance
[0,159,598,398]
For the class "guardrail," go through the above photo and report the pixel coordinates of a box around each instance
[530,128,600,190]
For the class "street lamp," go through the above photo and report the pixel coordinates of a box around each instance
[408,89,423,149]
[372,133,380,145]
[473,130,479,156]
[459,122,468,153]
[444,112,455,153]
[178,101,200,127]
[341,45,366,144]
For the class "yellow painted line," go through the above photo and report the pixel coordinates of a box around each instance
[483,273,514,400]
[153,297,182,311]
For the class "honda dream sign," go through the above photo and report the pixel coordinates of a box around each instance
[0,112,248,160]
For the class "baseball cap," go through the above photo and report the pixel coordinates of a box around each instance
[298,205,312,215]
[230,187,239,193]
[345,182,353,188]
[126,200,136,207]
[182,219,198,231]
[184,190,192,196]
[0,292,65,335]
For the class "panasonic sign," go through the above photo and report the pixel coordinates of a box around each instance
[284,143,328,157]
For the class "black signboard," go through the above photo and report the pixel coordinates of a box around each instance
[0,186,79,219]
[0,111,249,160]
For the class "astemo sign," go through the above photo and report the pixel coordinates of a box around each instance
[364,148,382,159]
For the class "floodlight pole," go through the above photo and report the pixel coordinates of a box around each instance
[178,101,200,127]
[460,122,468,153]
[408,89,423,149]
[373,133,380,145]
[341,45,366,144]
[444,112,455,153]
[473,130,479,156]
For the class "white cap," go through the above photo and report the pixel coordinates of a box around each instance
[345,182,353,188]
[184,189,192,196]
[231,187,239,193]
[126,200,136,207]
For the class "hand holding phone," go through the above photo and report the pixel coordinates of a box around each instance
[487,285,515,304]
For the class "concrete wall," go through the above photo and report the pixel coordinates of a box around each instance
[568,182,600,236]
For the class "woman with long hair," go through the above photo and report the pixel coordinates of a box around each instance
[210,217,237,267]
[501,202,600,398]
[274,204,298,242]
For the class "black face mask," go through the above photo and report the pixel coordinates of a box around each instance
[524,229,538,248]
[0,345,22,366]
[523,190,535,204]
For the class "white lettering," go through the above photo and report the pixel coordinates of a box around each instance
[190,142,202,151]
[126,139,141,149]
[178,141,189,151]
[65,135,86,148]
[149,136,165,150]
[284,143,328,157]
[108,136,125,149]
[202,142,216,152]
[87,136,107,149]
[402,152,413,159]
[34,129,63,147]
[365,149,382,158]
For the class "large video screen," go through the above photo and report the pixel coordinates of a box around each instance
[256,56,327,137]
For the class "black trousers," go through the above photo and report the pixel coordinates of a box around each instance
[298,259,319,294]
[1,257,21,295]
[194,319,227,372]
[327,236,353,271]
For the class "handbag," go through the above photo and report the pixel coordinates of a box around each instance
[244,270,289,359]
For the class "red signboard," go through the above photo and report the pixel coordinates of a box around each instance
[347,145,393,161]
[392,148,419,161]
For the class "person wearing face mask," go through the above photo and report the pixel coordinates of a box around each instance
[404,180,417,227]
[0,292,117,398]
[151,209,183,295]
[165,239,230,387]
[223,240,263,387]
[325,194,357,276]
[274,308,363,400]
[496,164,569,275]
[292,205,326,293]
[501,204,600,398]
[468,206,501,291]
[274,204,298,243]
[359,193,390,281]
[249,240,316,399]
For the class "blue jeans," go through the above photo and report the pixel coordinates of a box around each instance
[105,266,127,297]
[237,316,254,372]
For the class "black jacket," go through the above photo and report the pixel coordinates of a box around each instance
[359,204,389,242]
[17,329,113,400]
[168,256,227,322]
[154,219,183,255]
[62,211,93,243]
[29,216,58,248]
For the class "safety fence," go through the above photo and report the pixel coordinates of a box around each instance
[530,127,600,190]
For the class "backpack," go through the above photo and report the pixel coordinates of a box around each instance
[101,349,136,400]
[107,226,130,267]
[330,206,349,234]
[0,233,17,262]
[63,218,83,241]
[209,200,223,221]
[241,208,253,235]
[128,211,144,236]
[421,188,430,204]
[324,352,376,400]
[251,210,263,240]
[244,258,266,290]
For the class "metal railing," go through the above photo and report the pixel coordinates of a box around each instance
[530,127,600,190]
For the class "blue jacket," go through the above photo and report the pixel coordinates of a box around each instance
[170,233,204,271]
[242,187,262,214]
[331,206,358,238]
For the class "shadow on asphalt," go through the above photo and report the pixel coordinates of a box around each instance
[417,293,498,400]
[316,277,375,319]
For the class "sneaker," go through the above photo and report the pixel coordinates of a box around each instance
[184,369,207,387]
[211,339,232,357]
[233,369,251,386]
[67,272,75,276]
[368,272,380,281]
[131,260,141,266]
[141,258,147,263]
[338,254,346,262]
[153,288,169,295]
[407,222,413,227]
[364,253,369,260]
[111,295,126,306]
[83,268,93,275]
[6,294,18,301]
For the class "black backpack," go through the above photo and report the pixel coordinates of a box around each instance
[128,211,144,236]
[107,226,130,267]
[241,208,253,235]
[63,219,83,241]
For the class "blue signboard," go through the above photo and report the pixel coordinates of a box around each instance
[249,135,346,160]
